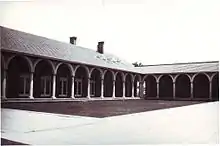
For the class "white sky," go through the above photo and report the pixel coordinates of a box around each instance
[0,0,219,65]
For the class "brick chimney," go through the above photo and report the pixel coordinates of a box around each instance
[97,41,104,54]
[70,36,77,45]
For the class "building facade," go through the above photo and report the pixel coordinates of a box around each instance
[1,26,219,102]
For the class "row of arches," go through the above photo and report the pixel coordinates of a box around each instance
[1,56,141,98]
[143,74,219,100]
[1,55,219,100]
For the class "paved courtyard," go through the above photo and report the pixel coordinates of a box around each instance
[2,99,204,117]
[1,101,219,145]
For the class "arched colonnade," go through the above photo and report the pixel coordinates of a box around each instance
[1,55,142,99]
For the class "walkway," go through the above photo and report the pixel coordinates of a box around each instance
[1,102,219,144]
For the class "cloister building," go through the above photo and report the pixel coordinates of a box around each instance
[0,26,219,102]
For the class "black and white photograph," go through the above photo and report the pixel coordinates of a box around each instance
[0,0,219,145]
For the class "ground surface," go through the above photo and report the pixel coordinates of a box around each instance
[2,99,204,117]
[1,138,27,145]
[1,101,219,145]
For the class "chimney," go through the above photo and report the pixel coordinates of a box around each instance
[97,41,104,54]
[70,36,77,45]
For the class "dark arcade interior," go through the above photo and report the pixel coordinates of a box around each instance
[33,60,53,98]
[7,56,30,98]
[193,74,209,98]
[56,64,71,98]
[159,75,173,99]
[125,74,132,97]
[176,74,191,98]
[115,72,123,97]
[104,70,113,97]
[90,69,101,97]
[144,75,157,98]
[74,66,88,98]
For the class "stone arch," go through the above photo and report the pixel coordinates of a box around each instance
[74,65,89,98]
[34,59,55,74]
[7,56,32,98]
[55,62,74,76]
[159,75,173,99]
[193,73,209,98]
[74,65,90,78]
[90,67,103,78]
[142,74,157,82]
[158,74,174,83]
[134,74,141,97]
[90,68,102,97]
[125,73,132,97]
[175,74,191,98]
[56,64,72,98]
[6,55,34,72]
[124,73,134,82]
[103,69,115,81]
[211,73,219,101]
[103,70,114,97]
[115,71,124,97]
[192,72,210,82]
[143,75,157,98]
[33,59,54,98]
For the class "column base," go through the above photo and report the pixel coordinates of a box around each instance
[1,96,7,100]
[29,96,34,99]
[52,96,56,99]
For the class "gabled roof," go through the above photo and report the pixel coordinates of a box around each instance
[136,61,219,74]
[1,26,218,75]
[1,26,141,73]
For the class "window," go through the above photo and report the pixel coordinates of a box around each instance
[40,76,51,97]
[59,77,68,97]
[90,80,95,97]
[75,78,82,97]
[19,74,30,96]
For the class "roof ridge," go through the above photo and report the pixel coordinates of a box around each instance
[140,61,219,67]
